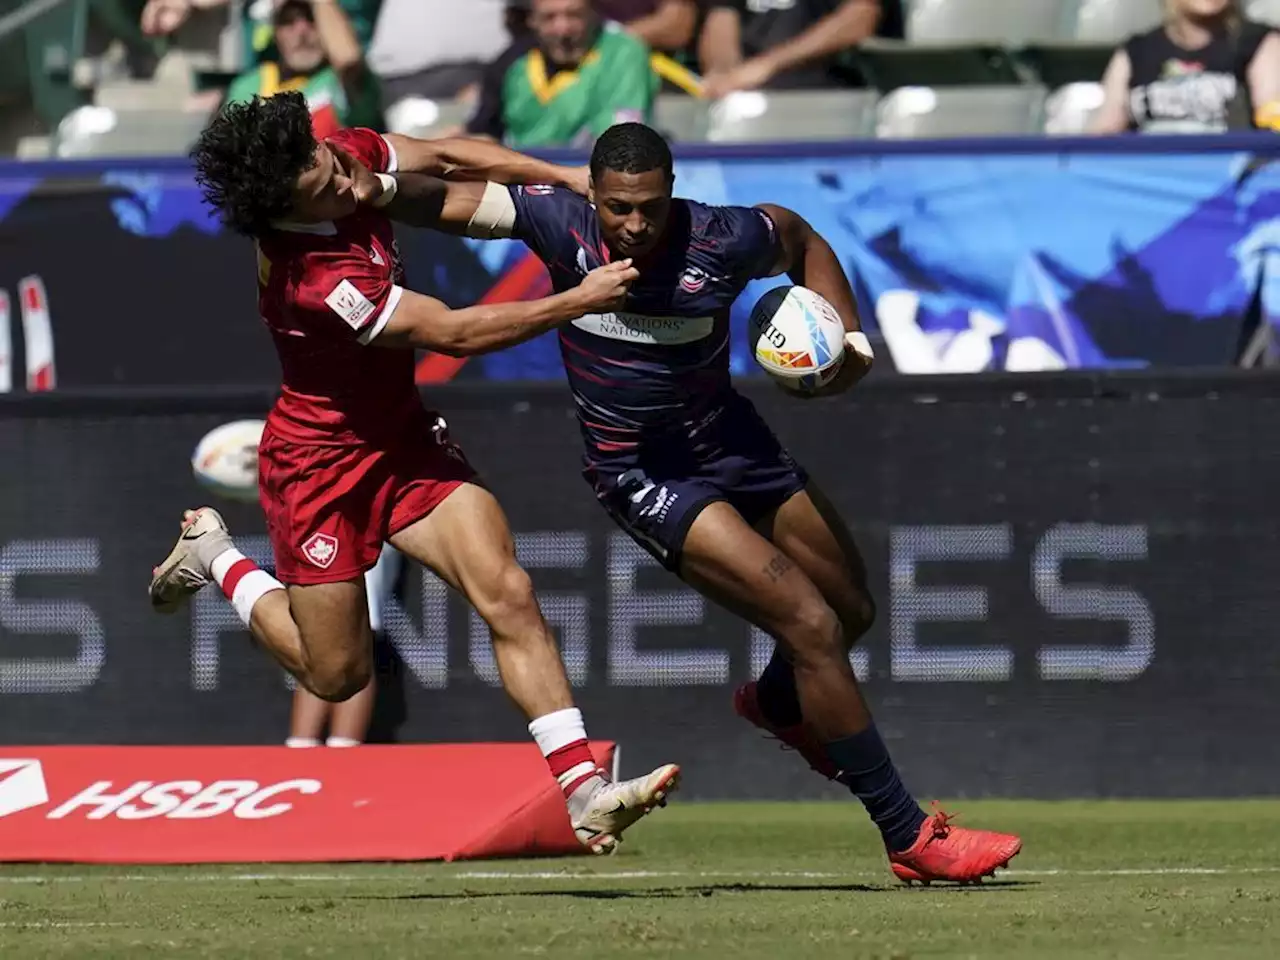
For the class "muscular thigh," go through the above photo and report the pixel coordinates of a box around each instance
[678,500,829,640]
[759,482,873,632]
[388,481,527,613]
[285,578,373,673]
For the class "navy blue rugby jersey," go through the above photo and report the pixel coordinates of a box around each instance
[507,185,781,455]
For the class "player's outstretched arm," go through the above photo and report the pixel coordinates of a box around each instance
[383,133,588,195]
[363,173,521,240]
[369,260,638,355]
[756,202,874,391]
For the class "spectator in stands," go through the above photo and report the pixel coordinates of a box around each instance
[1092,0,1280,134]
[243,0,382,67]
[225,0,381,139]
[597,0,698,54]
[367,0,509,103]
[599,0,702,93]
[466,0,657,147]
[699,0,901,97]
[142,0,381,69]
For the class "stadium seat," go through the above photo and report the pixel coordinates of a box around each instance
[54,105,212,157]
[1043,81,1105,134]
[854,0,1068,90]
[706,89,875,142]
[652,94,710,143]
[1016,41,1114,89]
[1073,0,1163,43]
[876,85,1047,137]
[854,40,1022,89]
[1246,0,1280,24]
[17,0,91,131]
[908,0,1074,44]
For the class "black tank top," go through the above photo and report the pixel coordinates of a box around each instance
[1125,21,1271,133]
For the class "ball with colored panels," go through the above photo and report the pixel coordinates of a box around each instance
[191,419,266,503]
[748,285,846,393]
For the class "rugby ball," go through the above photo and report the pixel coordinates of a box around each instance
[748,285,846,393]
[191,419,266,503]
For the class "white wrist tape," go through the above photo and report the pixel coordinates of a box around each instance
[845,331,874,362]
[372,173,398,207]
[464,181,517,239]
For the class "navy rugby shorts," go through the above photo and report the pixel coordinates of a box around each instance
[585,394,808,570]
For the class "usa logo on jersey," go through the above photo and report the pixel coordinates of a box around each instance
[679,267,710,293]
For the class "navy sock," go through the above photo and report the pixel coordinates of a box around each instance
[824,725,927,853]
[755,652,802,727]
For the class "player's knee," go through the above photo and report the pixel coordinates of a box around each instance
[305,657,371,703]
[475,564,541,635]
[780,600,845,668]
[840,591,876,648]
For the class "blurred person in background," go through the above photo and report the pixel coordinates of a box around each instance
[466,0,658,147]
[142,0,382,68]
[1091,0,1280,134]
[597,0,703,93]
[597,0,698,54]
[699,0,901,97]
[367,0,509,104]
[286,543,401,747]
[225,0,382,139]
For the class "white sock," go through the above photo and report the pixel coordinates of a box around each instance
[285,737,320,748]
[529,707,588,754]
[326,736,360,748]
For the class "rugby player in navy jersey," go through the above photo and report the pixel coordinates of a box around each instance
[475,123,1022,884]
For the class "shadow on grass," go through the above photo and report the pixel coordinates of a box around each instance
[261,880,1036,902]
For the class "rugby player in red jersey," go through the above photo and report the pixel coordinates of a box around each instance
[148,92,676,853]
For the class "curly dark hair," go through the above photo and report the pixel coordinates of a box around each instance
[589,122,673,183]
[191,92,317,236]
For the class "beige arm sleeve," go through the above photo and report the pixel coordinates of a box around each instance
[464,181,517,239]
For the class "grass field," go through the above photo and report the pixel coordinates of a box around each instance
[1,801,1277,959]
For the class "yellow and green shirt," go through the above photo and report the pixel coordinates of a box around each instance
[468,25,659,148]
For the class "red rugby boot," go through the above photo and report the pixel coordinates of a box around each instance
[889,806,1022,885]
[733,681,838,779]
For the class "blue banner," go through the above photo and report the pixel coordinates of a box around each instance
[1,136,1278,387]
[477,142,1280,379]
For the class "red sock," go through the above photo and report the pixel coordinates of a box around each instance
[219,558,258,600]
[529,708,603,797]
[545,741,601,798]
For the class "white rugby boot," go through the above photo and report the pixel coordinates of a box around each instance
[149,507,233,613]
[569,763,680,855]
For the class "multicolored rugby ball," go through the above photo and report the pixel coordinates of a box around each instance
[191,419,266,503]
[748,285,846,393]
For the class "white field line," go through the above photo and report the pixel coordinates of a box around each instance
[0,921,128,928]
[0,866,1278,884]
